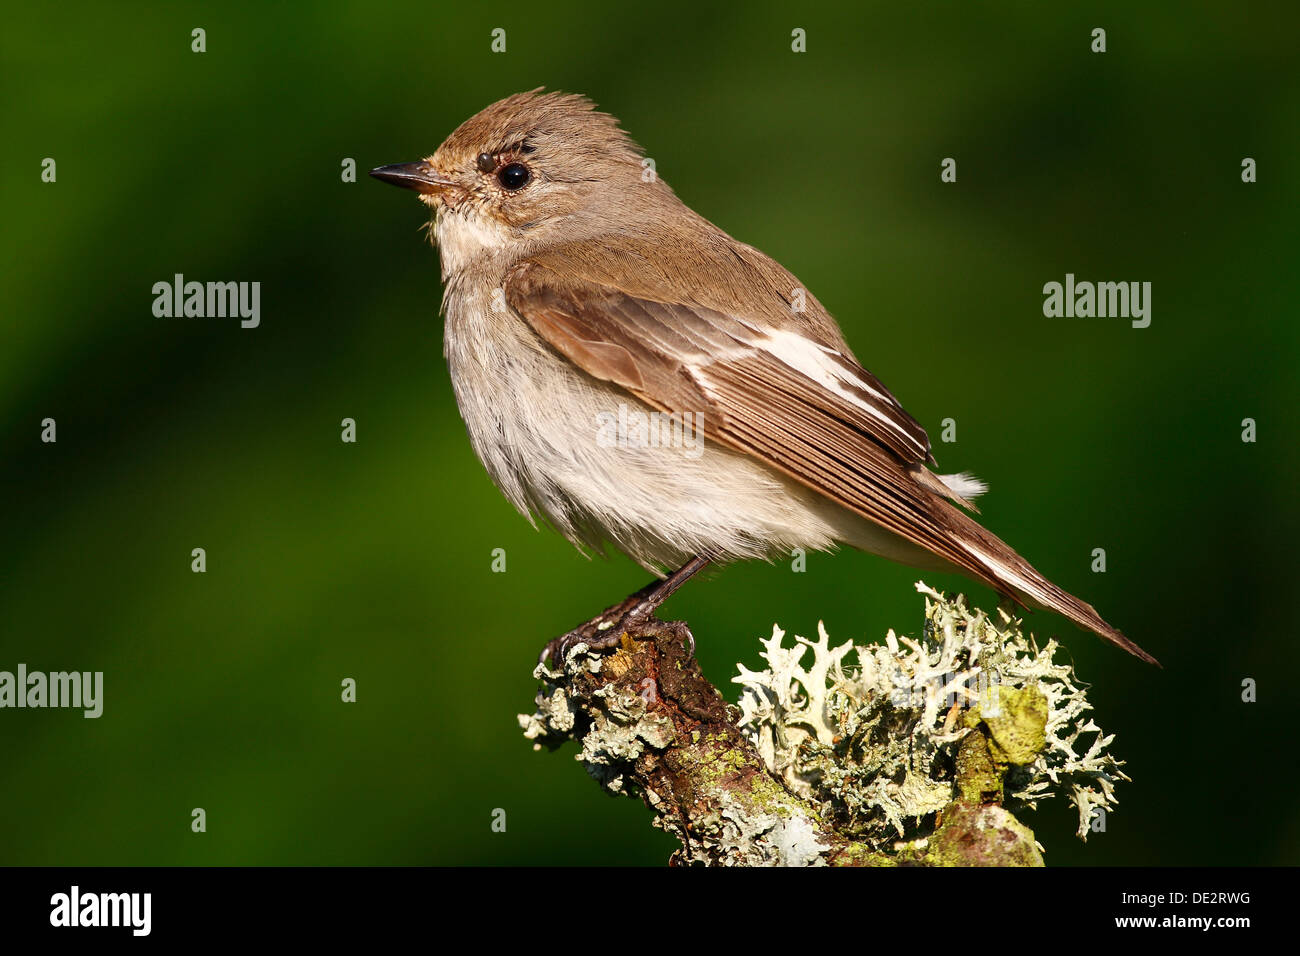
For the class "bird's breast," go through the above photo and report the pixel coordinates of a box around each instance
[439,279,864,572]
[434,208,515,280]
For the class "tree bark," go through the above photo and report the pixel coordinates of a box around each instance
[519,622,1045,867]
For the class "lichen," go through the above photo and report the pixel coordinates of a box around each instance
[520,581,1128,866]
[899,801,1046,867]
[731,582,1130,851]
[519,633,840,865]
[519,645,675,795]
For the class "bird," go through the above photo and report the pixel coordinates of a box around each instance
[371,89,1159,667]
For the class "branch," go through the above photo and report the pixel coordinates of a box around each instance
[519,584,1128,866]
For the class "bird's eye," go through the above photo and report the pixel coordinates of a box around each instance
[476,153,496,174]
[497,162,531,191]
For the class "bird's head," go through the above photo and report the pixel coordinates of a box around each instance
[372,90,664,274]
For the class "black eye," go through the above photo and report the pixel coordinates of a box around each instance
[497,162,530,191]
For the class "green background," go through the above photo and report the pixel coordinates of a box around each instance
[2,2,1296,865]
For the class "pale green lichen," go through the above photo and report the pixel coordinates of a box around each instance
[732,582,1130,848]
[519,647,675,795]
[519,641,833,865]
[901,802,1046,867]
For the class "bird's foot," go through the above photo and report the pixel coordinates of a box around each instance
[540,598,695,667]
[621,605,695,655]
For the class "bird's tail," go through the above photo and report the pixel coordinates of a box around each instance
[944,508,1161,667]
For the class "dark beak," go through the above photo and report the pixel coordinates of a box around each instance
[369,161,456,195]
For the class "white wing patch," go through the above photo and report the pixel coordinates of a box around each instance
[940,472,988,499]
[756,328,927,458]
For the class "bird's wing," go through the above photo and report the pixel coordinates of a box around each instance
[503,251,1159,666]
[504,254,975,564]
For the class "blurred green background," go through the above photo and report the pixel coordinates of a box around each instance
[2,2,1296,865]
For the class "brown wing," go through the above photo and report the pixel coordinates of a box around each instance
[500,249,1159,666]
[503,255,998,586]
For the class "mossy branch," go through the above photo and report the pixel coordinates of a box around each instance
[519,583,1128,866]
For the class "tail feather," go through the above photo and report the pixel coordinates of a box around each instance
[1011,566,1161,667]
[944,509,1161,667]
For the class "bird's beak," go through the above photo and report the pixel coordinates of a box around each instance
[369,161,457,196]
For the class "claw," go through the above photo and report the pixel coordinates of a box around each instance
[537,556,712,669]
[539,608,695,669]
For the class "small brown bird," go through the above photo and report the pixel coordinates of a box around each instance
[372,90,1159,667]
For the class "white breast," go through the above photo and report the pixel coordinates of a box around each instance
[440,283,903,573]
[435,209,515,279]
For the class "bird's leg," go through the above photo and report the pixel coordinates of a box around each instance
[619,554,711,648]
[540,555,711,665]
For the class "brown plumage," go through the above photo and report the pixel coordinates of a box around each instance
[373,90,1160,666]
